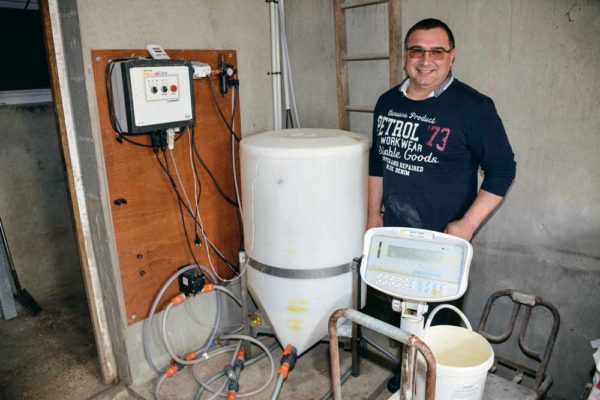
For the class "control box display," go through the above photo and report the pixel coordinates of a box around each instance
[109,58,195,133]
[360,228,473,302]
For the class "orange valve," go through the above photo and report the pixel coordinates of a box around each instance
[277,344,298,380]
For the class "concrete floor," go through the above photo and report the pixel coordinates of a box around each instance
[0,287,400,400]
[133,337,396,400]
[0,288,567,400]
[0,290,110,400]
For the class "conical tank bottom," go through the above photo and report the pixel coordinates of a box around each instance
[247,266,354,355]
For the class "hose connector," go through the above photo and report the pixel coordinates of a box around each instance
[165,361,184,377]
[203,283,216,293]
[226,367,240,400]
[170,293,186,306]
[223,364,237,382]
[276,344,298,380]
[234,350,246,371]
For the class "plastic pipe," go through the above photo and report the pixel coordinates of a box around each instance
[144,264,221,374]
[220,335,276,397]
[269,0,282,129]
[277,0,301,128]
[193,341,279,400]
[270,374,285,400]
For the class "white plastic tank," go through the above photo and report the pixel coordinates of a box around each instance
[240,128,370,355]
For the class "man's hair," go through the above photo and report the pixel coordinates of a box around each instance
[404,18,455,49]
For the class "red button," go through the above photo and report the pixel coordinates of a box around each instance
[170,84,178,92]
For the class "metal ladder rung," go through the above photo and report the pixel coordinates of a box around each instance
[334,0,401,130]
[345,105,374,113]
[343,53,389,61]
[341,0,388,10]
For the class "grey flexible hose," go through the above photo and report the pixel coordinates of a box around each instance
[154,374,168,400]
[144,264,221,374]
[193,341,280,400]
[269,374,285,400]
[154,343,240,400]
[205,341,242,400]
[160,284,242,366]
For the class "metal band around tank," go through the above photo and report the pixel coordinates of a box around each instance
[247,257,351,279]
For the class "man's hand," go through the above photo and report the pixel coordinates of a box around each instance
[444,218,478,242]
[444,189,505,241]
[367,214,384,230]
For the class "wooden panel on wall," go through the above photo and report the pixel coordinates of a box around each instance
[91,50,242,324]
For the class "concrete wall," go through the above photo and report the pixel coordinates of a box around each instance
[73,0,273,385]
[285,0,600,398]
[77,0,273,137]
[0,104,82,303]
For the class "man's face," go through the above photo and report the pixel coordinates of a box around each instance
[404,27,455,96]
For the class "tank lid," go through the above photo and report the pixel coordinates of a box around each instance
[241,128,371,158]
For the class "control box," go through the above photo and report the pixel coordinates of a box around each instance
[108,58,195,133]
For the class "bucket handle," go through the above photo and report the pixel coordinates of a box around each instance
[423,304,473,341]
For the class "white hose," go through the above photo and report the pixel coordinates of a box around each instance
[269,0,282,129]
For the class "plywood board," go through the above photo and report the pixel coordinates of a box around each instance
[91,49,241,324]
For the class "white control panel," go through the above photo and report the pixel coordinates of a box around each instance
[360,228,473,302]
[109,59,195,133]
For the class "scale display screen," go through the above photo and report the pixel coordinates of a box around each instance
[360,228,472,302]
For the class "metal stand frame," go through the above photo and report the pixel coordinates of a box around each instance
[0,217,41,320]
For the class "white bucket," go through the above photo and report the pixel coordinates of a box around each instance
[415,305,494,400]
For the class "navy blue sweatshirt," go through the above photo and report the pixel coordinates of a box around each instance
[369,79,516,231]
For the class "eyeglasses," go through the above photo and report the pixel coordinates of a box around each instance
[406,47,453,60]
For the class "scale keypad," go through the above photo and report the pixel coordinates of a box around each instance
[371,271,451,297]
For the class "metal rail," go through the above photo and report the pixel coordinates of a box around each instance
[328,308,436,400]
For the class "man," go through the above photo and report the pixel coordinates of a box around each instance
[368,18,516,392]
[369,18,515,237]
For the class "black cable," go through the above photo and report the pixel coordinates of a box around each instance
[164,151,204,270]
[206,76,241,142]
[285,109,294,129]
[155,151,238,274]
[160,152,238,274]
[190,126,239,207]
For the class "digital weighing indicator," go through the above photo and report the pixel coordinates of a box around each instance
[360,227,473,302]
